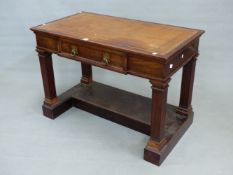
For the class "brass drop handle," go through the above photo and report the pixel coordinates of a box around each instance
[71,46,78,56]
[102,52,110,65]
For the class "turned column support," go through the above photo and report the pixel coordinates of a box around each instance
[176,56,197,116]
[144,78,170,165]
[37,49,58,106]
[149,78,171,142]
[80,63,92,85]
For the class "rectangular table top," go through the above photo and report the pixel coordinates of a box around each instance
[31,12,204,60]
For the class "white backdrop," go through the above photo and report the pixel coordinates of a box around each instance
[0,0,232,175]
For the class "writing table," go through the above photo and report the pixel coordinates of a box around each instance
[31,12,204,166]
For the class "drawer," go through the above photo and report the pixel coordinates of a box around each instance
[60,40,127,72]
[36,34,58,52]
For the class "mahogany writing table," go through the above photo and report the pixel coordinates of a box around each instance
[31,12,204,166]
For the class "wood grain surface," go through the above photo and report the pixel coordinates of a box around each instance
[32,12,204,59]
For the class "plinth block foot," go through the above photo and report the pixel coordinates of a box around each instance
[144,110,193,166]
[42,96,73,119]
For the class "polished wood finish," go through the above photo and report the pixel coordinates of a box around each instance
[150,79,170,142]
[176,41,199,117]
[176,57,197,116]
[31,12,204,80]
[32,12,202,58]
[31,12,204,166]
[41,81,193,165]
[42,80,193,135]
[80,63,92,85]
[38,49,58,105]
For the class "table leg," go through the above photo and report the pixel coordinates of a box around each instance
[80,63,92,85]
[176,56,197,116]
[144,78,170,165]
[38,50,58,106]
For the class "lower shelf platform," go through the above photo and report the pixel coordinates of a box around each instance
[42,81,193,166]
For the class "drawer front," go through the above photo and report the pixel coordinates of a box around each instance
[36,34,58,52]
[166,45,197,75]
[60,40,126,71]
[128,56,164,79]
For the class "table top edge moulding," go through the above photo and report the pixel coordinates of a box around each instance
[31,12,205,166]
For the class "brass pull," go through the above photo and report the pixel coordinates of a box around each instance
[71,46,78,56]
[102,52,110,65]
